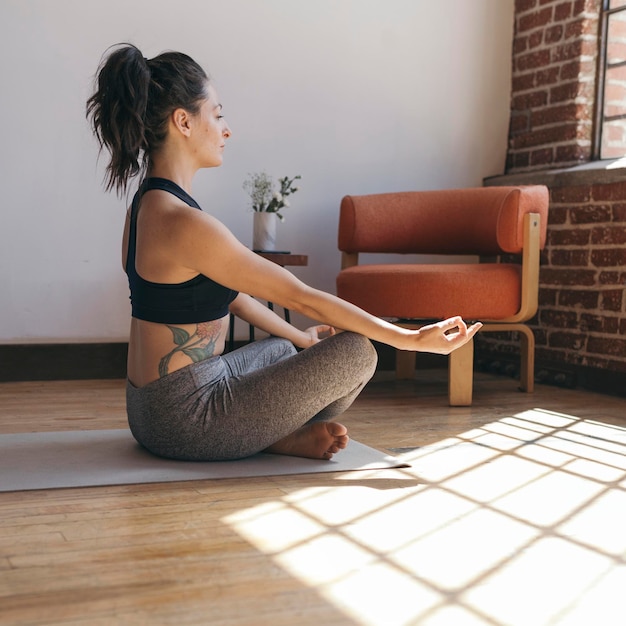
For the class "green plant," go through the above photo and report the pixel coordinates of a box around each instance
[243,172,301,221]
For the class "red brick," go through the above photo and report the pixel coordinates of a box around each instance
[587,335,626,357]
[578,59,597,79]
[550,249,589,265]
[516,0,538,12]
[612,204,626,221]
[558,289,599,308]
[599,271,620,285]
[572,15,599,38]
[547,206,569,224]
[576,77,596,102]
[529,30,545,48]
[575,0,597,14]
[548,225,591,246]
[535,66,562,86]
[550,80,582,103]
[519,7,554,33]
[511,124,578,149]
[552,41,584,63]
[555,143,591,163]
[512,90,549,110]
[554,1,573,20]
[530,333,546,350]
[591,181,626,201]
[584,357,626,373]
[514,36,529,55]
[560,60,581,80]
[510,112,531,134]
[539,287,558,305]
[591,248,626,267]
[541,268,597,285]
[550,185,592,203]
[580,355,610,369]
[531,103,581,126]
[517,49,552,71]
[535,346,565,360]
[512,73,537,92]
[592,226,626,245]
[570,204,612,223]
[564,19,585,39]
[508,151,531,170]
[540,309,579,327]
[530,147,554,166]
[545,24,564,43]
[601,290,623,311]
[580,314,619,333]
[548,331,586,349]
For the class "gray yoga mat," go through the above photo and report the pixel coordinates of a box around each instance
[0,429,408,492]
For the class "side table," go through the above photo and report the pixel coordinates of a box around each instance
[228,252,309,351]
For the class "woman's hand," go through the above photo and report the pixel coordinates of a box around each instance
[402,317,482,355]
[298,324,337,348]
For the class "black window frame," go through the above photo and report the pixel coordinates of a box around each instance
[593,0,626,160]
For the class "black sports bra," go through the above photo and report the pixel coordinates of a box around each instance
[126,177,238,324]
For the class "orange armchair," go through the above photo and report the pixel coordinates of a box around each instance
[336,185,549,406]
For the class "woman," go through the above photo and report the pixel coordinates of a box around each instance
[86,44,481,462]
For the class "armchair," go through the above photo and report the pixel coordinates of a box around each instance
[336,185,549,406]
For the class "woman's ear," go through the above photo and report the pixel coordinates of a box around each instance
[171,108,192,137]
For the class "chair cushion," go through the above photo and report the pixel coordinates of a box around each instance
[336,263,522,320]
[338,186,549,256]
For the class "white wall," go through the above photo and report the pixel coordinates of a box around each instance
[0,0,514,342]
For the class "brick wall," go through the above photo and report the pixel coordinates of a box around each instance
[481,0,626,396]
[507,0,599,172]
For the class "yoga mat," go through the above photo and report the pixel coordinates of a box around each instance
[0,429,408,492]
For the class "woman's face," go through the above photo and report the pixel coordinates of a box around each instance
[191,83,231,168]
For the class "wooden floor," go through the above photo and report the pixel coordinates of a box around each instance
[1,371,625,625]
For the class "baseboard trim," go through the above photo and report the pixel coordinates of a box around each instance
[476,349,626,398]
[0,340,447,382]
[0,343,130,382]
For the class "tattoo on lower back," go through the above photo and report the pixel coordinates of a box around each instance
[158,322,221,378]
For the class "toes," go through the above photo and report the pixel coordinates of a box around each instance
[327,422,348,437]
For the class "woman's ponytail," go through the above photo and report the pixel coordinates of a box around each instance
[86,44,151,196]
[87,43,209,196]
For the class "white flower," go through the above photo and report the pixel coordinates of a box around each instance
[273,191,283,201]
[282,199,290,208]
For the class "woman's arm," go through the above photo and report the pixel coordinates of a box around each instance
[228,293,334,349]
[167,208,482,354]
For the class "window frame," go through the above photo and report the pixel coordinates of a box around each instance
[593,0,626,160]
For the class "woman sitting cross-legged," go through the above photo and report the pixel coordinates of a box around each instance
[86,43,482,462]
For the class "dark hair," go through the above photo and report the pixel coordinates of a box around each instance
[86,43,209,195]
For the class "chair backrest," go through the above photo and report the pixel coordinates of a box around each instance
[338,186,549,256]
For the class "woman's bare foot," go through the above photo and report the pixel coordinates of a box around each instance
[265,422,349,460]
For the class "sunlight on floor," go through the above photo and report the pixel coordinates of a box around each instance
[223,408,626,625]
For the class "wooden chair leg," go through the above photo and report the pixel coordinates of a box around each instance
[448,338,474,406]
[481,323,536,393]
[396,350,416,379]
[518,325,535,393]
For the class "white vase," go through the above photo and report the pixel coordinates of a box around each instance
[252,212,277,251]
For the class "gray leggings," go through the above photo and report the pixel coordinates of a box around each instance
[126,332,378,461]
